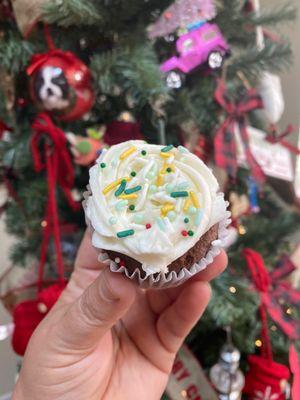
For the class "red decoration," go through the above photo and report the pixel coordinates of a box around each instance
[214,79,265,183]
[0,119,12,139]
[266,124,300,156]
[67,133,104,166]
[104,121,144,146]
[12,283,66,356]
[27,49,94,121]
[192,134,211,163]
[244,355,290,400]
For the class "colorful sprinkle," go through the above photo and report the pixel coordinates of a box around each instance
[115,200,128,211]
[119,193,138,200]
[103,177,129,195]
[190,191,200,208]
[124,185,142,195]
[100,162,106,168]
[149,184,158,194]
[161,203,175,216]
[167,211,176,221]
[188,206,197,215]
[133,214,144,224]
[115,257,121,263]
[181,230,188,237]
[161,144,174,153]
[120,146,137,160]
[130,171,137,177]
[171,191,189,198]
[146,171,155,180]
[178,145,189,154]
[183,198,192,212]
[114,179,127,197]
[117,229,135,238]
[156,173,164,186]
[166,167,172,173]
[184,217,189,224]
[195,210,203,226]
[146,223,152,230]
[166,183,174,194]
[188,230,194,237]
[141,150,147,156]
[109,216,117,225]
[160,152,172,159]
[156,217,166,231]
[129,204,135,211]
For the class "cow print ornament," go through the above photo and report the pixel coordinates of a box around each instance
[27,49,94,121]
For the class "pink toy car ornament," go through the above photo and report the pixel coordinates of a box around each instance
[160,22,230,88]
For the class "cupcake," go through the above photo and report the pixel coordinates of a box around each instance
[84,140,230,288]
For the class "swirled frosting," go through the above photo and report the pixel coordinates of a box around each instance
[86,140,227,275]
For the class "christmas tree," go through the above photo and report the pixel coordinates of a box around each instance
[1,0,300,398]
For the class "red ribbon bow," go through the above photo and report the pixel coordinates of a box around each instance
[214,79,265,183]
[31,113,79,289]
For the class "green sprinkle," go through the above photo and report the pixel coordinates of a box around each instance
[161,145,174,153]
[184,217,189,224]
[188,206,197,215]
[129,205,135,211]
[156,217,166,231]
[109,216,117,225]
[166,167,172,173]
[115,179,127,197]
[100,162,106,169]
[188,230,194,237]
[115,200,128,211]
[141,150,147,156]
[167,211,176,221]
[117,229,135,238]
[171,191,189,198]
[177,181,190,190]
[195,210,203,226]
[133,214,144,224]
[178,145,189,154]
[124,185,142,195]
[149,184,158,194]
[166,184,174,194]
[130,171,137,177]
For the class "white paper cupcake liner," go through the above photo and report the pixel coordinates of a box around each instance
[83,189,231,289]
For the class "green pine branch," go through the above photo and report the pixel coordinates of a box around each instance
[0,33,34,74]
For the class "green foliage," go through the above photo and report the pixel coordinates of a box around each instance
[0,32,34,73]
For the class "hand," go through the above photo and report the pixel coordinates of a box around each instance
[13,231,227,400]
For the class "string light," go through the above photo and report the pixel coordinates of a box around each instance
[181,390,187,398]
[229,286,237,294]
[271,325,277,332]
[255,339,262,347]
[286,308,293,315]
[238,225,246,235]
[41,220,47,228]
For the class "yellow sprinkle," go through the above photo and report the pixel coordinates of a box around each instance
[156,173,164,186]
[183,198,192,212]
[120,146,137,160]
[190,191,199,208]
[160,152,172,159]
[103,177,130,195]
[119,193,138,200]
[161,203,175,216]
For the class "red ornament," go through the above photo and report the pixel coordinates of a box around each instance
[12,283,66,356]
[243,355,290,400]
[27,49,94,121]
[104,120,144,146]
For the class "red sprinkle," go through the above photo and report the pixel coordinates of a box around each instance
[146,223,152,230]
[120,260,125,267]
[181,230,188,237]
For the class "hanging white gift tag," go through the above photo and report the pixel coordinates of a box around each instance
[234,125,294,182]
[166,345,218,400]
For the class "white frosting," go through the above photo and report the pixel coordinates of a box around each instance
[86,140,227,275]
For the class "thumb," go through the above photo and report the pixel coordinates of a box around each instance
[59,268,136,350]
